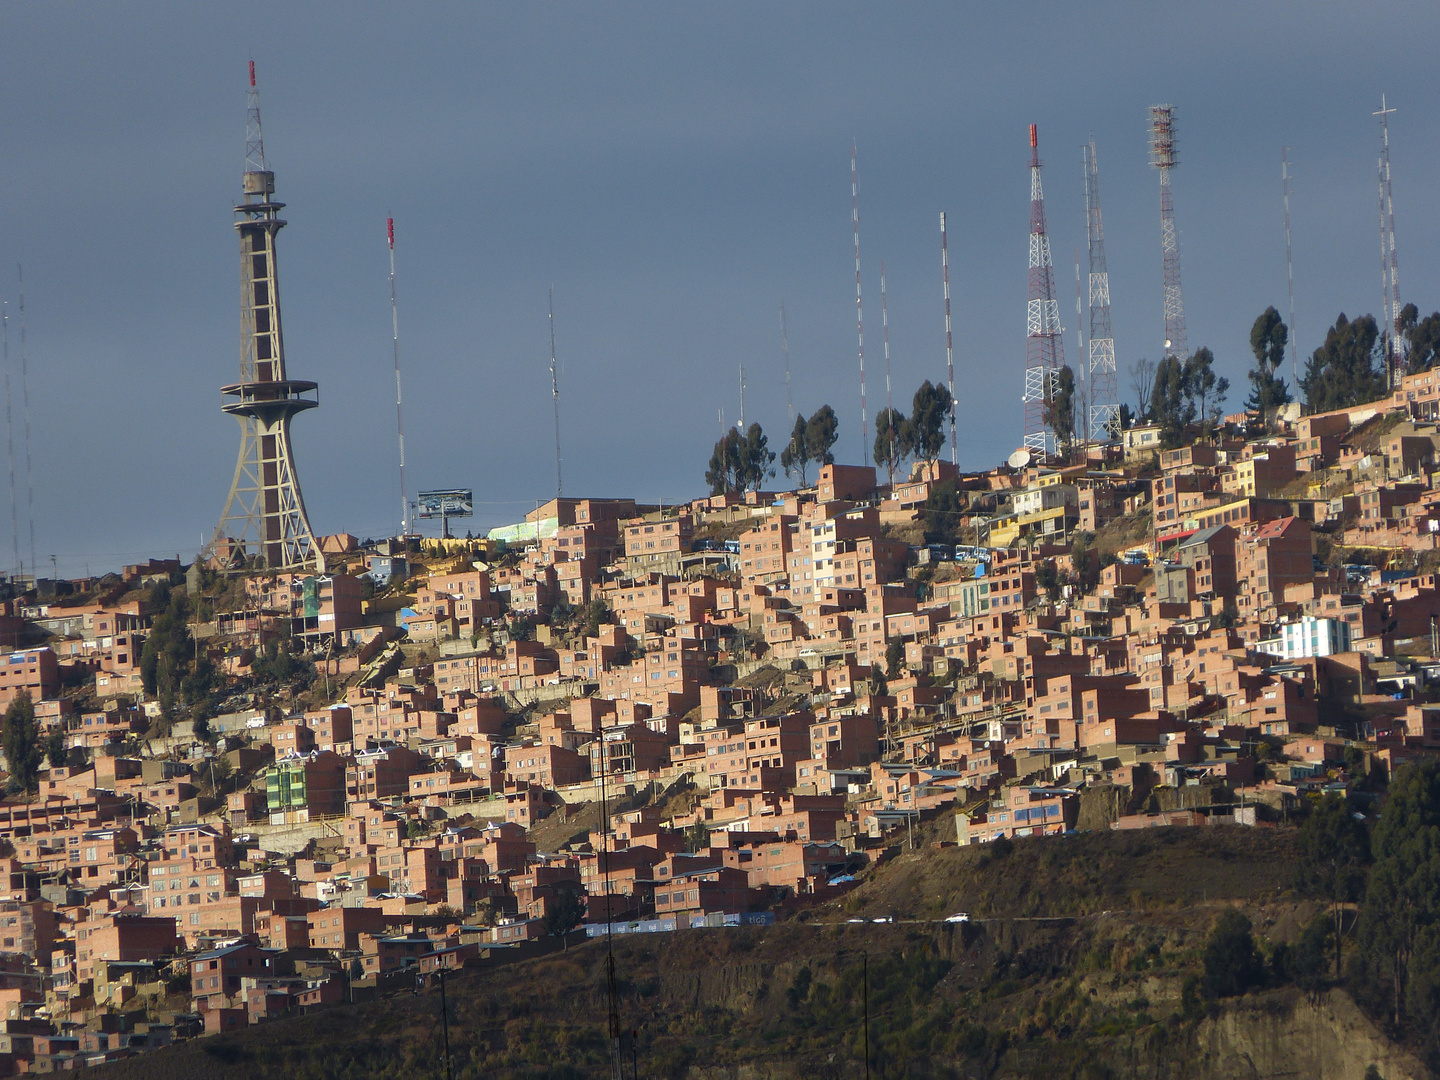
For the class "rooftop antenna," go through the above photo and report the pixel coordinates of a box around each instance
[1281,149,1298,384]
[16,266,34,579]
[1375,95,1403,384]
[548,288,562,498]
[1084,137,1119,440]
[780,302,793,425]
[852,143,869,464]
[387,218,409,537]
[0,306,18,580]
[880,261,895,487]
[1149,105,1187,362]
[940,212,956,465]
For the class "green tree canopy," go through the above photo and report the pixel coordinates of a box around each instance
[1401,303,1440,374]
[922,479,962,546]
[1246,307,1293,415]
[705,427,745,495]
[804,405,839,467]
[740,422,776,492]
[2,692,43,797]
[1301,313,1385,412]
[1043,365,1076,459]
[872,406,910,481]
[1297,793,1371,978]
[1357,757,1440,1030]
[906,381,953,463]
[1201,908,1264,999]
[1183,347,1229,433]
[780,413,812,486]
[1149,355,1194,448]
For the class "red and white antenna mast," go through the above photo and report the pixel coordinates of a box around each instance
[1023,124,1064,458]
[880,260,895,487]
[1375,95,1403,384]
[388,218,409,537]
[940,212,956,464]
[852,144,868,465]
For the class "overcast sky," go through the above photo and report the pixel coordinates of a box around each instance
[2,2,1439,574]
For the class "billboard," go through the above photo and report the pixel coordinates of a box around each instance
[416,489,474,519]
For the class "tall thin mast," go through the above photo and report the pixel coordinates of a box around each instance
[1150,106,1187,362]
[1075,247,1087,454]
[880,261,894,487]
[852,144,868,464]
[0,307,18,580]
[387,219,408,536]
[1023,124,1064,458]
[780,302,793,426]
[1376,95,1403,382]
[1084,138,1119,440]
[16,266,34,579]
[548,289,562,498]
[1281,149,1298,384]
[739,363,746,430]
[940,212,956,465]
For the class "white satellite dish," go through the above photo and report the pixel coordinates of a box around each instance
[1007,448,1032,469]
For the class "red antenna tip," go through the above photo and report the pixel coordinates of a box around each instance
[1029,123,1038,149]
[249,61,256,88]
[387,218,394,248]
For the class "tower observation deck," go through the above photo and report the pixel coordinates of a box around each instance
[205,65,324,573]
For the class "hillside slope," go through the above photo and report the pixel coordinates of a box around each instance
[93,829,1428,1080]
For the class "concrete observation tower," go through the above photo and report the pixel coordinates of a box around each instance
[205,63,324,573]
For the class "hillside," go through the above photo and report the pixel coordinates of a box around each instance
[92,827,1429,1080]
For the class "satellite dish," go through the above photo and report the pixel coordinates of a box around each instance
[1008,448,1032,469]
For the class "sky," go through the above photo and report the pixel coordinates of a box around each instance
[2,2,1440,575]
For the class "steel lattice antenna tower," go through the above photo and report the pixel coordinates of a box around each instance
[548,288,562,498]
[780,302,793,425]
[940,212,956,464]
[1083,138,1119,440]
[1023,124,1064,458]
[1375,95,1403,383]
[1282,149,1298,384]
[206,63,324,572]
[880,261,895,487]
[388,219,409,536]
[851,144,868,464]
[16,266,35,578]
[739,363,746,430]
[1149,106,1187,362]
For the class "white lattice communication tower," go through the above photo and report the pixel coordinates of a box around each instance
[1023,125,1064,458]
[1375,95,1404,384]
[1150,106,1187,363]
[387,218,409,536]
[1083,138,1119,440]
[940,212,956,464]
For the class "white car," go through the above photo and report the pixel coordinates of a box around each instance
[945,912,970,923]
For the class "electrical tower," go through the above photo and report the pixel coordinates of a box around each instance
[1282,149,1298,384]
[1023,124,1064,458]
[388,218,409,536]
[851,144,868,464]
[940,212,956,464]
[206,63,324,572]
[1149,106,1187,362]
[880,261,895,487]
[1083,138,1119,440]
[1375,95,1403,384]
